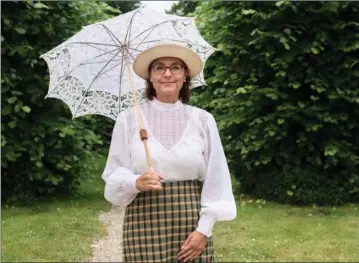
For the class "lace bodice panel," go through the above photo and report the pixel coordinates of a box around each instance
[123,99,210,163]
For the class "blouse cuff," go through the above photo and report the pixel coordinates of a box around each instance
[125,173,141,194]
[196,214,216,238]
[104,169,141,205]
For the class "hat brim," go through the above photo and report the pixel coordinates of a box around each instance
[133,44,203,80]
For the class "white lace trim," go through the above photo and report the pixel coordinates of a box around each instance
[123,99,211,152]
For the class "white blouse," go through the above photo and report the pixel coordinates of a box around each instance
[102,98,237,237]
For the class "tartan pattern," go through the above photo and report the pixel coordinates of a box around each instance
[123,180,214,262]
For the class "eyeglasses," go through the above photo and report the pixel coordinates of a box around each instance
[151,63,185,75]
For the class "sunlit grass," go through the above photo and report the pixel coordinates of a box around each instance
[214,197,359,262]
[2,155,359,262]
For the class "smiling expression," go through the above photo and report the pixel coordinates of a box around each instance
[149,57,187,101]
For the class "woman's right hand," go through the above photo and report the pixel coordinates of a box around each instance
[135,170,164,192]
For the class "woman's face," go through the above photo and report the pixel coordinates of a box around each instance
[149,57,187,101]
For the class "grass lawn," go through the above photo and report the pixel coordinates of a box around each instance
[2,154,359,262]
[214,197,359,262]
[1,155,112,262]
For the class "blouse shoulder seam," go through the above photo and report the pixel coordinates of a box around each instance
[188,105,212,117]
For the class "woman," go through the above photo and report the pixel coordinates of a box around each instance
[102,43,237,262]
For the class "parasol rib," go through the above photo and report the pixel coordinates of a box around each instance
[73,49,122,117]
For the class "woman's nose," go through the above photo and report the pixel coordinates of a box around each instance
[163,67,172,77]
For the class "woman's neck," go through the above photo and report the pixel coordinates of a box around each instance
[150,96,183,111]
[155,94,179,104]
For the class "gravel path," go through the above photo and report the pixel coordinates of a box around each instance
[88,205,126,262]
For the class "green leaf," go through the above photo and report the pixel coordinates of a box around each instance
[311,47,319,54]
[291,82,301,89]
[310,95,319,101]
[8,121,16,129]
[14,103,22,113]
[14,27,26,34]
[298,102,306,108]
[1,136,7,147]
[237,87,247,94]
[287,190,294,196]
[242,9,256,15]
[277,119,285,124]
[2,17,10,26]
[33,2,50,9]
[48,175,59,185]
[7,97,17,104]
[276,1,286,7]
[266,93,278,100]
[324,150,335,156]
[250,28,258,36]
[2,105,12,116]
[21,106,31,113]
[275,71,286,78]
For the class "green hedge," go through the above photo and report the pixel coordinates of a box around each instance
[193,1,359,205]
[1,1,120,204]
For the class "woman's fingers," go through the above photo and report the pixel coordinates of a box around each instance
[178,231,207,262]
[146,178,162,191]
[157,172,165,181]
[178,248,193,262]
[146,180,162,191]
[179,248,200,262]
[179,248,202,262]
[137,171,164,191]
[146,173,164,183]
[147,180,162,190]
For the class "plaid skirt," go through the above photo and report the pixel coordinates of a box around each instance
[123,180,214,262]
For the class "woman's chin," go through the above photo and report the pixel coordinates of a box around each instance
[159,86,177,94]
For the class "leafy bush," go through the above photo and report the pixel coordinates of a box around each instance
[194,1,359,205]
[1,1,120,204]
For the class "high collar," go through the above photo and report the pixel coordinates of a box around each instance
[149,97,183,111]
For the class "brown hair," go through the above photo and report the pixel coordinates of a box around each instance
[144,60,191,103]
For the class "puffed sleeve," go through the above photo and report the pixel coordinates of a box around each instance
[196,113,237,237]
[102,112,141,206]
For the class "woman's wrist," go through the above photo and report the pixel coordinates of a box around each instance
[196,214,216,238]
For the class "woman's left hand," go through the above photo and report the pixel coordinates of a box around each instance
[177,230,208,262]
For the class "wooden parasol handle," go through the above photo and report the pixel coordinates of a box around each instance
[126,61,153,172]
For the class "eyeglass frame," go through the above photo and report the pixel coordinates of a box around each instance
[150,62,186,75]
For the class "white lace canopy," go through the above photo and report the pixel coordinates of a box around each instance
[41,7,216,121]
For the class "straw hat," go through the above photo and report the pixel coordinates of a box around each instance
[133,43,203,80]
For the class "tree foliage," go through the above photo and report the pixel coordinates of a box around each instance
[105,1,141,13]
[167,1,199,16]
[194,1,359,205]
[1,1,135,204]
